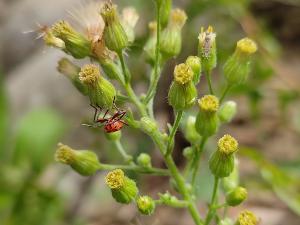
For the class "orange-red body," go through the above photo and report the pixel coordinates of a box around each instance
[104,120,125,133]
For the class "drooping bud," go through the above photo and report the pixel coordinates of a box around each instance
[209,134,238,178]
[137,153,152,168]
[51,20,91,59]
[144,21,158,64]
[121,7,139,43]
[195,95,219,137]
[79,64,116,109]
[218,101,237,123]
[226,186,247,206]
[100,2,128,52]
[184,116,201,145]
[198,26,217,73]
[136,195,155,215]
[55,143,100,176]
[57,58,88,95]
[105,169,138,204]
[224,38,257,85]
[186,56,202,84]
[168,63,197,110]
[160,9,187,59]
[235,210,258,225]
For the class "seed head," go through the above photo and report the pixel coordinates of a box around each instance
[218,134,238,155]
[105,169,125,189]
[198,95,219,112]
[174,63,194,85]
[237,38,257,55]
[79,64,100,85]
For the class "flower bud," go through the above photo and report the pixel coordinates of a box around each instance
[105,169,138,204]
[136,195,155,215]
[105,130,121,141]
[79,64,116,109]
[195,95,219,137]
[168,63,197,110]
[224,38,257,85]
[226,186,247,206]
[218,101,237,123]
[57,58,88,95]
[140,117,158,136]
[222,158,239,192]
[55,143,100,176]
[100,58,123,81]
[121,7,139,43]
[235,210,258,225]
[51,20,91,59]
[183,146,194,160]
[159,0,172,28]
[184,116,201,145]
[198,26,217,73]
[186,56,202,84]
[209,135,238,178]
[100,2,128,52]
[137,153,152,168]
[144,21,158,64]
[160,9,187,59]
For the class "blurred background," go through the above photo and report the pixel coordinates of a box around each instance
[0,0,300,224]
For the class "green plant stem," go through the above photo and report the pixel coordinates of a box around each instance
[191,137,207,186]
[144,2,161,104]
[205,71,214,95]
[117,51,148,117]
[204,177,220,225]
[219,84,232,103]
[165,110,184,156]
[112,140,134,164]
[99,163,169,176]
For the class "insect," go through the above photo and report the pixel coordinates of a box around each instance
[84,98,128,133]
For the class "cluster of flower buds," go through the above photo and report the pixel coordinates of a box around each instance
[136,195,155,215]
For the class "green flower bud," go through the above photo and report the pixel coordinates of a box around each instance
[224,38,257,85]
[137,153,152,168]
[159,0,172,28]
[198,26,217,73]
[160,9,187,59]
[105,130,121,141]
[220,218,234,225]
[226,186,247,206]
[140,117,158,136]
[100,2,128,52]
[51,20,91,59]
[184,116,201,145]
[195,95,219,137]
[168,63,197,110]
[235,210,258,225]
[100,58,123,81]
[57,58,88,95]
[55,143,100,176]
[136,195,155,215]
[105,169,138,204]
[144,21,158,65]
[209,135,238,178]
[222,158,239,192]
[186,56,202,84]
[183,146,194,160]
[79,64,116,109]
[218,101,237,123]
[121,7,139,43]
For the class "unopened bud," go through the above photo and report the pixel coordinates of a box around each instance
[235,210,258,225]
[57,58,88,95]
[100,2,128,52]
[222,158,239,192]
[105,169,138,204]
[136,195,155,215]
[137,153,152,168]
[144,21,158,64]
[51,20,91,59]
[218,101,237,123]
[224,38,257,85]
[55,143,100,176]
[186,56,202,84]
[159,0,172,28]
[209,135,238,178]
[195,95,219,137]
[140,117,158,136]
[79,64,116,109]
[226,186,247,206]
[184,116,201,145]
[198,26,217,73]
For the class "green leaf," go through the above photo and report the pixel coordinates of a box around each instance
[241,147,300,215]
[13,109,67,173]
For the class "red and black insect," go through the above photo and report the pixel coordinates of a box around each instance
[84,99,128,133]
